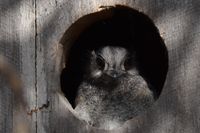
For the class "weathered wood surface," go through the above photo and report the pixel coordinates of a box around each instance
[0,0,36,133]
[36,0,200,133]
[1,0,200,133]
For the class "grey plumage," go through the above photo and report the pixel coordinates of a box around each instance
[74,46,155,130]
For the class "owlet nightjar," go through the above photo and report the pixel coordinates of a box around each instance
[74,46,155,130]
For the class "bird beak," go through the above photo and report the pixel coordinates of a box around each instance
[106,70,123,78]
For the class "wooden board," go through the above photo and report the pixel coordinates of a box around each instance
[1,0,200,132]
[0,0,36,133]
[35,0,200,133]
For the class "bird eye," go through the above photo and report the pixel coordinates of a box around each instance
[96,55,105,70]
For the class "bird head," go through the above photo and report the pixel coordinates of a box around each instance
[88,46,139,80]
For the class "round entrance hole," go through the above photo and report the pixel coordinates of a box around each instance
[60,5,168,130]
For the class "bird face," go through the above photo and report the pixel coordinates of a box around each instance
[89,46,138,79]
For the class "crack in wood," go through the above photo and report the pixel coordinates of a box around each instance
[27,101,50,116]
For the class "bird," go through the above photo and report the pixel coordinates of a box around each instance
[73,45,155,130]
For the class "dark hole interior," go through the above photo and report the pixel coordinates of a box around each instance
[60,5,168,112]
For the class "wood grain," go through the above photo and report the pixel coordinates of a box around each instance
[0,0,36,132]
[1,0,200,132]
